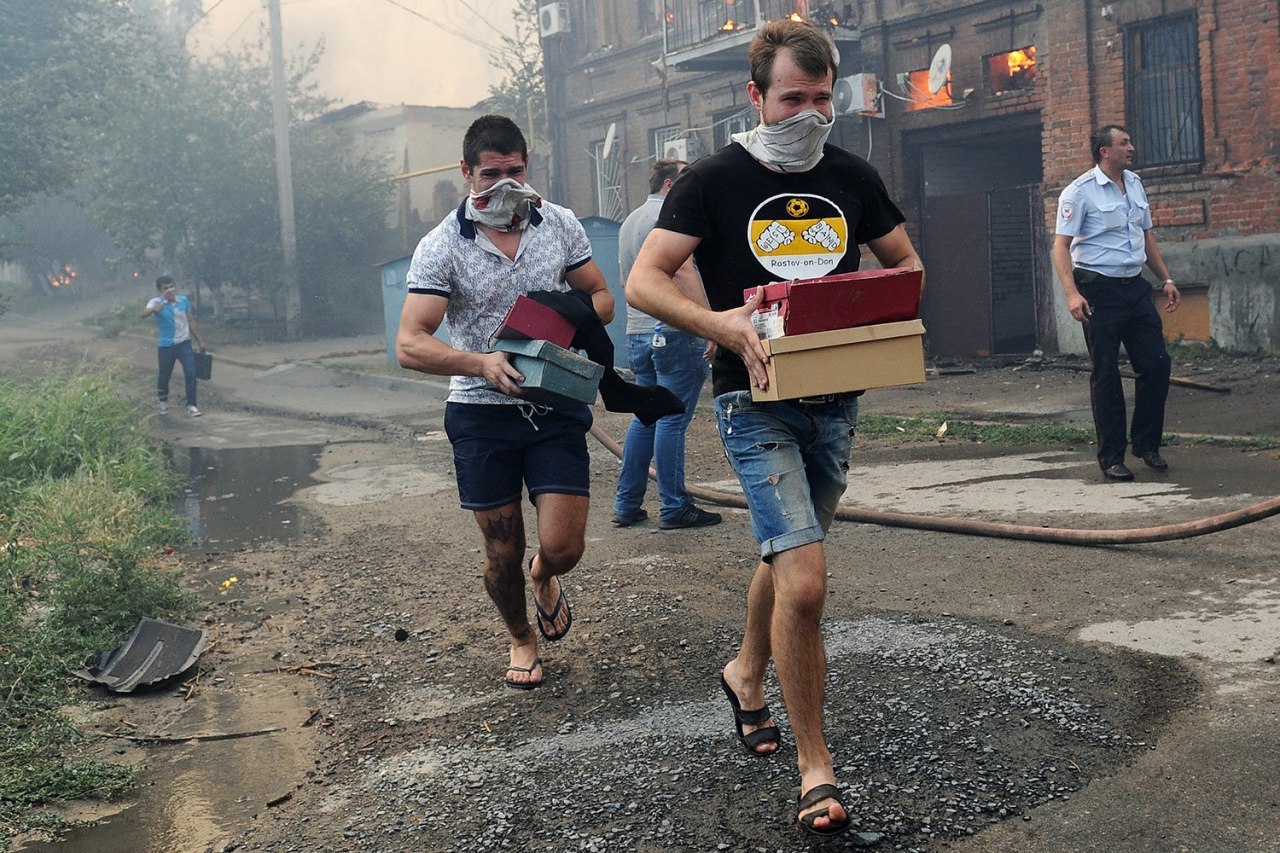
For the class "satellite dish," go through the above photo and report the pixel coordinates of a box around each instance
[927,44,952,94]
[601,122,617,160]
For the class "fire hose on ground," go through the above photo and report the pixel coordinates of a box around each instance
[588,425,1280,547]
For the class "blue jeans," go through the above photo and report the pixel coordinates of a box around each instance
[614,330,708,520]
[714,390,858,561]
[157,340,198,406]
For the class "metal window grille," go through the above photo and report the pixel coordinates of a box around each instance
[593,139,624,221]
[714,108,754,149]
[651,124,683,158]
[1125,13,1203,167]
[664,0,809,52]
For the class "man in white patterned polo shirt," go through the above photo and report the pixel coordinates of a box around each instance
[396,115,614,691]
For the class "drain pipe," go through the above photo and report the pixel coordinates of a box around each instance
[588,425,1280,546]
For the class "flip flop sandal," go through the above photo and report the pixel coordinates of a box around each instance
[719,674,781,756]
[797,783,852,836]
[505,657,543,690]
[532,558,573,642]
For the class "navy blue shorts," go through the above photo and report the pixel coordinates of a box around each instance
[444,402,593,511]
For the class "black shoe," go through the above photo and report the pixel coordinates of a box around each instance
[659,504,722,530]
[1102,463,1135,482]
[1138,450,1168,471]
[611,507,648,527]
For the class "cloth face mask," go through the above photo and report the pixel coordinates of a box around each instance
[732,108,835,173]
[466,178,542,231]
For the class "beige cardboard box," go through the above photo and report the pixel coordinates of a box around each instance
[752,319,926,402]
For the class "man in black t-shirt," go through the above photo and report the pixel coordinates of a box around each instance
[627,20,924,838]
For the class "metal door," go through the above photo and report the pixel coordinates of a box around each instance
[921,192,992,357]
[921,187,1038,357]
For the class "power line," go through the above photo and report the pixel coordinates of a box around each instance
[450,0,512,42]
[379,0,502,52]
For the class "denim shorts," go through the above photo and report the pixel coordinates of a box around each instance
[714,390,858,561]
[444,402,592,511]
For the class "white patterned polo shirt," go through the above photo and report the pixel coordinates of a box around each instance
[406,200,594,405]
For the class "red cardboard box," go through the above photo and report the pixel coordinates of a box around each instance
[743,268,923,338]
[492,294,575,350]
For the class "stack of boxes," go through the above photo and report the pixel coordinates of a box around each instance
[488,294,604,405]
[744,267,926,401]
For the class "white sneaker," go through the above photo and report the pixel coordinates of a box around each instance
[158,401,169,414]
[187,405,202,417]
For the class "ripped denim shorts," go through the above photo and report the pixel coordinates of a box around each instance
[714,390,858,561]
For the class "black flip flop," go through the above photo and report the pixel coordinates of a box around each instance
[797,783,852,836]
[719,674,781,756]
[505,657,543,690]
[533,563,573,642]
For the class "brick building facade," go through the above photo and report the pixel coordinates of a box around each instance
[539,0,1279,355]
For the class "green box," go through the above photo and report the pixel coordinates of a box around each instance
[489,338,604,405]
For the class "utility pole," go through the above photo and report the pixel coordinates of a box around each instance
[265,0,301,340]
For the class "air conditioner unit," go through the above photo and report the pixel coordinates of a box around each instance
[833,73,882,117]
[662,138,690,160]
[539,2,570,38]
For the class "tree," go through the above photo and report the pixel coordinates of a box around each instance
[479,0,546,150]
[83,34,393,333]
[0,0,149,221]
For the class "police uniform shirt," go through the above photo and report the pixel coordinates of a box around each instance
[1055,165,1152,278]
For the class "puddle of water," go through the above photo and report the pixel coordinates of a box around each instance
[20,754,221,853]
[18,679,314,853]
[168,444,323,553]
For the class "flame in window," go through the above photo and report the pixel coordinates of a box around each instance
[1007,46,1036,75]
[986,45,1037,95]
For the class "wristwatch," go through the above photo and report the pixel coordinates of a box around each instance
[1162,279,1175,285]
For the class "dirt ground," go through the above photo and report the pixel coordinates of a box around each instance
[4,298,1279,853]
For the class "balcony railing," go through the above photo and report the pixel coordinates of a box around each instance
[664,1,857,53]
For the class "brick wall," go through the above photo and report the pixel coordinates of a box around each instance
[541,0,1280,349]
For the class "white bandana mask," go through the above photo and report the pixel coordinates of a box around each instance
[466,178,542,231]
[732,108,834,173]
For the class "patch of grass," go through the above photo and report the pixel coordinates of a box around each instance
[84,302,137,339]
[0,371,176,516]
[859,412,1280,451]
[0,372,194,843]
[1177,433,1280,451]
[859,413,1095,446]
[1167,340,1280,362]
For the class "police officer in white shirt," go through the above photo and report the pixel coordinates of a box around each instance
[1053,124,1181,482]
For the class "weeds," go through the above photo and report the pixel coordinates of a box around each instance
[85,302,136,339]
[0,372,194,843]
[858,412,1279,450]
[859,413,1095,446]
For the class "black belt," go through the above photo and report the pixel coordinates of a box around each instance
[1075,269,1142,286]
[794,392,861,405]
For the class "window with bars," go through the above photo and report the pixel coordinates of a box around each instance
[651,124,683,158]
[593,139,624,221]
[1125,13,1203,167]
[714,108,754,150]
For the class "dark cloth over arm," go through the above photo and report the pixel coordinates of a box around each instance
[527,290,685,426]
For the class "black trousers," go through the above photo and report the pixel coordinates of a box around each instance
[1077,273,1172,469]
